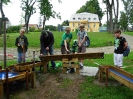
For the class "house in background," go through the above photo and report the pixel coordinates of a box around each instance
[22,24,39,30]
[69,12,100,32]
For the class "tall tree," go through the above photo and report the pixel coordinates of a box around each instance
[0,0,11,35]
[38,0,61,29]
[119,11,128,31]
[76,0,104,22]
[20,0,37,33]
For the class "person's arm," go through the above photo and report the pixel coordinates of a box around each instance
[123,42,128,50]
[24,36,29,47]
[81,31,87,45]
[15,37,18,46]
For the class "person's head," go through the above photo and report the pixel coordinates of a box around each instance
[20,29,25,36]
[41,30,48,38]
[114,29,121,37]
[79,24,85,31]
[65,27,71,34]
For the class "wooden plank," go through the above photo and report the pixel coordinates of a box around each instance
[62,58,78,62]
[63,64,79,68]
[40,52,104,61]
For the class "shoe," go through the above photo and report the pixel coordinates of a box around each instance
[79,63,84,69]
[69,68,75,73]
[66,69,71,73]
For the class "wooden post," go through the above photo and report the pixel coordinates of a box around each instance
[26,71,29,90]
[31,72,36,88]
[0,80,3,99]
[105,68,109,87]
[6,68,9,99]
[42,61,48,73]
[98,66,104,82]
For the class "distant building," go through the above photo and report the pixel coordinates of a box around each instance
[69,12,100,32]
[99,26,107,32]
[22,24,38,30]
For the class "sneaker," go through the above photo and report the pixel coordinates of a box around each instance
[69,68,75,73]
[79,63,84,69]
[66,69,71,73]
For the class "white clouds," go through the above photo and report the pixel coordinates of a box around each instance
[2,0,124,26]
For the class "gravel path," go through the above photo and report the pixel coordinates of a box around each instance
[0,33,132,61]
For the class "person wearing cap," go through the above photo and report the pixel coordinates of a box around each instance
[15,29,29,63]
[77,24,87,69]
[40,30,56,68]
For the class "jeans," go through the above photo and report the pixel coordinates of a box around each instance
[43,46,56,68]
[18,52,26,63]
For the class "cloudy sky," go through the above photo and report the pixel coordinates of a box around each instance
[2,0,124,26]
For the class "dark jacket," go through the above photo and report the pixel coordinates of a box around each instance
[40,31,54,53]
[15,35,29,53]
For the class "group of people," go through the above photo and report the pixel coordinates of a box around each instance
[15,24,128,73]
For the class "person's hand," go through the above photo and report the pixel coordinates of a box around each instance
[18,43,20,46]
[78,43,81,47]
[66,49,70,52]
[40,54,43,56]
[46,47,49,50]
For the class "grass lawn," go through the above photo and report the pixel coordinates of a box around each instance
[123,32,133,36]
[0,31,114,48]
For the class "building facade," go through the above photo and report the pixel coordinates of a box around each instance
[69,12,100,32]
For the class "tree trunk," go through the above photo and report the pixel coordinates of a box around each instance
[43,16,46,30]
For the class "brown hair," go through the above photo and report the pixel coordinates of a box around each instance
[114,29,121,34]
[79,24,85,28]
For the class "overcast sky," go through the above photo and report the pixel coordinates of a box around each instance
[2,0,124,26]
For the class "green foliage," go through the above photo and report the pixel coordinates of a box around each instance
[119,11,128,31]
[76,0,104,21]
[61,20,69,26]
[6,25,21,33]
[45,25,57,31]
[29,26,36,32]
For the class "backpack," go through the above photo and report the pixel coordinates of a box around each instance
[123,45,130,57]
[83,31,90,47]
[122,37,130,57]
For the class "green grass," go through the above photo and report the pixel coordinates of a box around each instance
[123,32,133,36]
[0,31,114,48]
[79,77,133,99]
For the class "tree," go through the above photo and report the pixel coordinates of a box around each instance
[38,0,61,29]
[119,11,128,31]
[19,12,25,25]
[121,0,133,25]
[61,20,69,26]
[76,0,104,22]
[103,0,115,33]
[0,0,11,35]
[20,0,37,33]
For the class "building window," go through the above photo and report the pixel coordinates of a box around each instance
[94,23,96,28]
[94,18,96,20]
[78,18,81,20]
[88,18,91,20]
[83,17,86,20]
[73,18,75,20]
[73,23,75,28]
[88,23,90,28]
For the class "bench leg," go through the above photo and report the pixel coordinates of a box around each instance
[62,67,67,74]
[0,81,3,99]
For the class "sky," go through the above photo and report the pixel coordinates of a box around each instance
[2,0,124,26]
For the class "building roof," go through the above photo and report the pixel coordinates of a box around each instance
[22,24,38,27]
[69,12,99,22]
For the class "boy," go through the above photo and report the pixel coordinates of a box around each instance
[77,24,87,69]
[114,29,127,68]
[15,29,29,63]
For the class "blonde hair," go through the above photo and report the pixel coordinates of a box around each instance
[20,29,25,33]
[79,24,85,28]
[65,27,71,31]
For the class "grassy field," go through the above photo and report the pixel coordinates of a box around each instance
[0,31,114,48]
[123,32,133,36]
